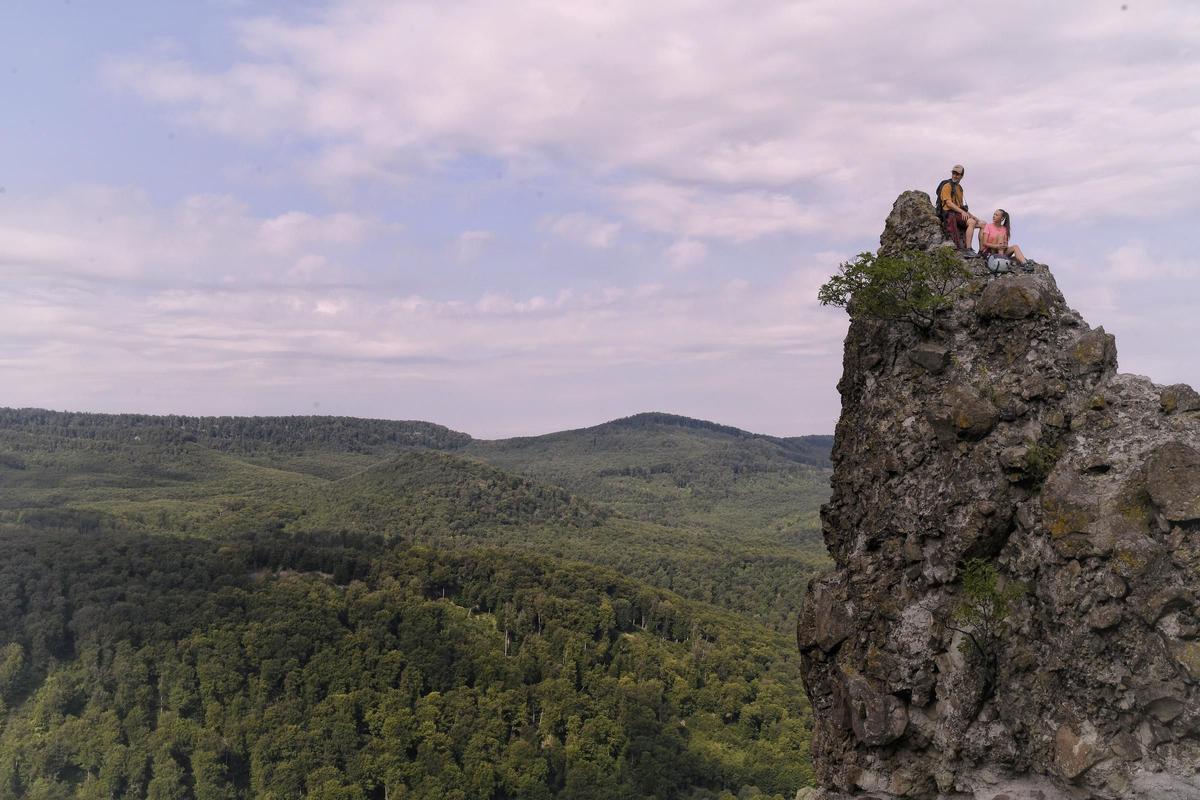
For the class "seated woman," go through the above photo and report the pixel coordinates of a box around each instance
[978,209,1033,270]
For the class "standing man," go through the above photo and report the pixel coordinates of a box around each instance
[936,165,979,250]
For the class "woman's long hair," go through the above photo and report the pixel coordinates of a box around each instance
[996,209,1011,237]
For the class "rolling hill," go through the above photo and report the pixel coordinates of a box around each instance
[0,406,833,797]
[465,412,832,545]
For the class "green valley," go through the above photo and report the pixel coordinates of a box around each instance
[0,407,832,799]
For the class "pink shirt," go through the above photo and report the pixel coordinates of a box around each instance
[981,222,1008,250]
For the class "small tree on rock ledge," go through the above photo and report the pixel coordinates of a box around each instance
[948,558,1025,701]
[818,248,970,330]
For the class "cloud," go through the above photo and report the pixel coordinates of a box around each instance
[0,186,377,285]
[3,270,846,380]
[619,182,826,241]
[8,185,1191,438]
[1,183,850,433]
[664,239,708,271]
[0,187,168,280]
[454,230,493,262]
[104,0,1200,237]
[1041,237,1200,392]
[16,2,1200,435]
[255,211,370,255]
[542,212,620,248]
[1099,243,1194,283]
[314,298,347,315]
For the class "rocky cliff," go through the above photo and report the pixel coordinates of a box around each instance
[797,191,1200,800]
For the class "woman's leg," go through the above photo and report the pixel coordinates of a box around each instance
[1007,244,1027,264]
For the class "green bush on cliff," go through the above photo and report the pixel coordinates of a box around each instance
[950,558,1025,697]
[1021,440,1062,486]
[818,249,969,329]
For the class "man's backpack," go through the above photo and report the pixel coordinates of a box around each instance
[934,179,965,221]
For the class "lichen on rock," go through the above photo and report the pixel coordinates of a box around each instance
[797,190,1200,799]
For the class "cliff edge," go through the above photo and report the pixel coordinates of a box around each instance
[797,191,1200,800]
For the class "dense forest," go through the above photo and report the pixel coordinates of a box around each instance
[0,531,812,799]
[0,409,472,456]
[0,408,832,798]
[464,414,832,539]
[0,409,832,632]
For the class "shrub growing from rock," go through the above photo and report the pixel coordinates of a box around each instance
[818,248,970,330]
[950,558,1025,699]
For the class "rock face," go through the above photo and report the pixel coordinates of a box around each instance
[797,191,1200,800]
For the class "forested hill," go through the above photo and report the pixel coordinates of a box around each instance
[580,412,832,468]
[298,450,612,535]
[0,408,830,466]
[3,406,833,618]
[0,406,832,631]
[0,407,472,455]
[465,413,832,537]
[0,407,832,797]
[0,530,813,798]
[473,412,831,468]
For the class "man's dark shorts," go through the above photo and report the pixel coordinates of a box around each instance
[943,211,968,248]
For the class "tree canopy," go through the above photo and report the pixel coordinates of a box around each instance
[0,530,813,799]
[817,249,970,329]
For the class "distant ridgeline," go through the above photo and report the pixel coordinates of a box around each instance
[574,412,833,469]
[0,407,472,455]
[0,407,833,631]
[0,406,834,797]
[0,408,830,466]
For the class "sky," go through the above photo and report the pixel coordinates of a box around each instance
[2,0,1198,438]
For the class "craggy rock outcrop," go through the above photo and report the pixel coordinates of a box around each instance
[798,191,1200,800]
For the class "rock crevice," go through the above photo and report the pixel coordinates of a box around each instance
[798,191,1200,800]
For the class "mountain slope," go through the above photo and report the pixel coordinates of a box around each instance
[0,407,832,630]
[0,407,471,481]
[466,412,832,547]
[298,449,610,535]
[0,528,814,799]
[0,406,832,795]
